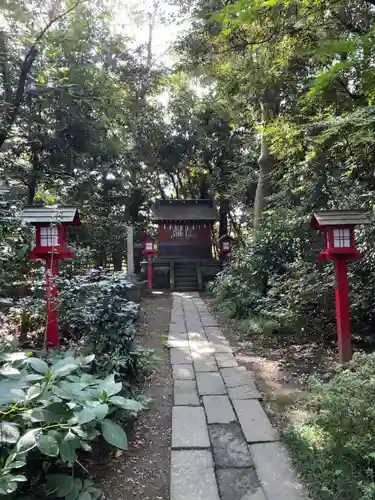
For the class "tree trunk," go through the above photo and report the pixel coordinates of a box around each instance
[253,91,280,230]
[219,198,229,238]
[112,250,123,271]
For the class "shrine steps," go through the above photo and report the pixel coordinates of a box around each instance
[174,262,198,291]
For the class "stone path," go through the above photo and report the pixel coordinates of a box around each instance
[168,292,308,500]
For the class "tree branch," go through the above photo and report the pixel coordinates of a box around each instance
[0,0,87,149]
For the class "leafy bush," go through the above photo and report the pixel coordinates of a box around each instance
[0,336,144,499]
[7,269,142,374]
[59,269,139,355]
[285,352,375,500]
[212,210,375,341]
[212,211,322,334]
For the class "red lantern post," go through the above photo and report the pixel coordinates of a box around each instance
[218,234,234,262]
[311,211,370,363]
[21,207,81,348]
[143,238,156,292]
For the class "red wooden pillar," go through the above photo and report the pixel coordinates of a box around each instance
[45,255,59,349]
[333,259,352,363]
[147,255,153,292]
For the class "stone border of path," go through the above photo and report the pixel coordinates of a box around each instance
[167,292,308,500]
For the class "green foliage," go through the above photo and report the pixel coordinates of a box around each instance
[212,212,317,332]
[285,352,375,500]
[59,269,139,357]
[0,337,144,499]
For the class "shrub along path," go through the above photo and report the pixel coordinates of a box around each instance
[168,292,308,500]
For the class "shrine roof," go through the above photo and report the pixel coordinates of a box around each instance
[21,206,80,225]
[151,199,219,221]
[311,210,370,228]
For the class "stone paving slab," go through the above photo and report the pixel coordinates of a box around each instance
[170,347,192,365]
[168,331,188,340]
[250,442,308,500]
[216,468,264,500]
[215,352,238,368]
[171,450,220,500]
[170,323,187,334]
[174,380,199,406]
[228,385,261,400]
[172,406,210,449]
[173,364,195,380]
[171,313,185,322]
[232,399,278,443]
[208,422,254,468]
[205,326,224,336]
[207,333,230,344]
[203,395,236,424]
[209,423,254,468]
[196,372,227,395]
[187,329,206,339]
[191,351,216,365]
[211,343,234,353]
[221,366,256,388]
[201,317,218,327]
[189,340,214,353]
[167,338,189,349]
[194,359,218,372]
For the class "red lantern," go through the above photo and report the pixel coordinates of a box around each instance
[218,234,234,262]
[143,237,156,292]
[21,206,81,348]
[311,210,370,363]
[143,237,156,256]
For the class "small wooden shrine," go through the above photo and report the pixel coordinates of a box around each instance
[149,199,221,290]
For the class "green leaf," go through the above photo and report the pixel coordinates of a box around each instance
[3,352,28,362]
[0,422,20,444]
[65,478,83,500]
[78,492,92,500]
[27,357,49,374]
[99,375,122,397]
[76,406,97,424]
[22,373,44,382]
[25,384,42,401]
[0,366,21,376]
[101,419,128,450]
[8,460,26,469]
[8,474,27,482]
[84,354,95,364]
[37,433,60,457]
[60,432,79,464]
[93,402,108,421]
[47,474,75,498]
[109,396,144,412]
[52,357,79,377]
[16,429,40,453]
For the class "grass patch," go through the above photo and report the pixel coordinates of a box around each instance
[284,352,375,500]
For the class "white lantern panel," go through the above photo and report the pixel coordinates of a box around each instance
[333,228,351,248]
[145,242,153,251]
[40,226,59,247]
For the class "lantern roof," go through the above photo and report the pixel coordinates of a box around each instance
[311,210,370,229]
[21,206,81,225]
[151,199,219,221]
[218,234,234,242]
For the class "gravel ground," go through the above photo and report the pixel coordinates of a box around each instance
[91,292,173,500]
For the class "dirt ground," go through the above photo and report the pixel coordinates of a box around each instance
[91,292,172,500]
[202,296,340,428]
